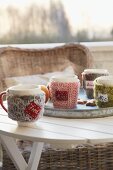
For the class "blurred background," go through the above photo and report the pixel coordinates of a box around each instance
[0,0,113,44]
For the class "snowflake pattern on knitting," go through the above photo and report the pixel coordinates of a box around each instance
[7,94,45,121]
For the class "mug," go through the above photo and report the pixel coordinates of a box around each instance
[94,76,113,108]
[49,75,80,109]
[0,84,49,122]
[82,69,109,99]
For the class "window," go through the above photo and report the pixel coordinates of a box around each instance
[0,0,113,44]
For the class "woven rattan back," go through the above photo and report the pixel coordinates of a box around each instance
[0,43,92,92]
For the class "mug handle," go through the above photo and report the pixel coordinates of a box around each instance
[0,91,8,112]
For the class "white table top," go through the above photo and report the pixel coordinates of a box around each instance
[1,104,113,146]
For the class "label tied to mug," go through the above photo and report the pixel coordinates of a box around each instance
[98,93,108,102]
[24,101,41,119]
[85,81,94,89]
[55,90,68,101]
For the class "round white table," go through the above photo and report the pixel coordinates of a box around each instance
[1,104,113,170]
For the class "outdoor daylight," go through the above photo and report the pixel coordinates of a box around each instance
[1,1,113,170]
[0,0,113,43]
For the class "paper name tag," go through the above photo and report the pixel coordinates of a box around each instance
[98,93,108,102]
[85,81,94,89]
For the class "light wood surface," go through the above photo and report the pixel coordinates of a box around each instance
[1,103,113,170]
[1,103,113,145]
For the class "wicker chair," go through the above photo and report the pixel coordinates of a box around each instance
[0,43,92,92]
[0,43,103,170]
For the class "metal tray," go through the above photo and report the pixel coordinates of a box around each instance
[44,89,113,119]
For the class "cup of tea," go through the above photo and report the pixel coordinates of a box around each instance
[94,75,113,108]
[49,75,80,109]
[0,84,49,123]
[82,69,109,99]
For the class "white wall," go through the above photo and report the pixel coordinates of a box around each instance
[82,41,113,74]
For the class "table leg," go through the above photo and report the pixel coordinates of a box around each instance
[0,134,44,170]
[27,142,44,170]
